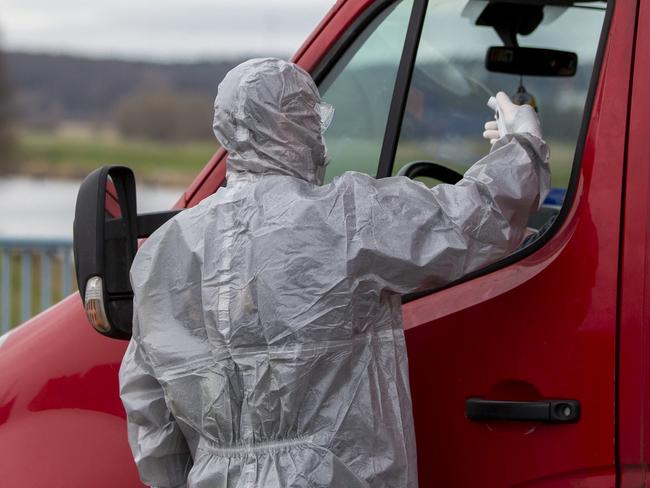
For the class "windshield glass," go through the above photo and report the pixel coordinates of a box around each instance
[392,0,607,195]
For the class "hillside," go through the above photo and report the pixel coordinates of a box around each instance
[5,52,249,127]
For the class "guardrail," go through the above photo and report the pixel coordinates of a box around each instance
[0,237,75,333]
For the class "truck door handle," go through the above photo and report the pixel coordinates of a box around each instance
[466,398,580,423]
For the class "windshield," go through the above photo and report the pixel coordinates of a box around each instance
[392,0,607,194]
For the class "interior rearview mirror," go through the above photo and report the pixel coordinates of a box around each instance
[486,46,577,77]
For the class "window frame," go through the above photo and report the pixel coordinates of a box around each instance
[312,0,428,180]
[311,0,616,301]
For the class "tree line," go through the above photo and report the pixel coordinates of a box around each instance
[6,52,247,142]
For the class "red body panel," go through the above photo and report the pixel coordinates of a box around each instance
[403,1,636,484]
[0,296,143,487]
[618,0,650,485]
[0,1,644,487]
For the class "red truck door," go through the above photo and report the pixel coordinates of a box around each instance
[618,0,650,485]
[398,2,633,487]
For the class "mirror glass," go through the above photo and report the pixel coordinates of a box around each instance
[486,46,577,77]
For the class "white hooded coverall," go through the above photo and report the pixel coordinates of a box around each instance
[119,58,550,488]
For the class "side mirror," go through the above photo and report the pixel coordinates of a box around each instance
[73,165,182,340]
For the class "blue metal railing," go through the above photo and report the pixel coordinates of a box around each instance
[0,237,75,333]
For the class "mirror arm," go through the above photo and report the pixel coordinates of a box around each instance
[496,26,518,47]
[105,210,184,240]
[136,210,184,237]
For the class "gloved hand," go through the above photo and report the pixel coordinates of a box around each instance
[483,91,543,144]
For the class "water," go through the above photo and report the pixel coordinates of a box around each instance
[0,176,185,240]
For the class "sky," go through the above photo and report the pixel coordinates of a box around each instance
[0,0,336,61]
[0,0,607,63]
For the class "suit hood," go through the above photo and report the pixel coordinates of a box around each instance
[213,58,329,185]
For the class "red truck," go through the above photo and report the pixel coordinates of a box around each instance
[2,0,647,486]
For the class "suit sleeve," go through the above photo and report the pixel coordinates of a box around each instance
[344,133,550,294]
[119,332,192,488]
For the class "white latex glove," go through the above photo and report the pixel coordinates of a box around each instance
[483,91,543,145]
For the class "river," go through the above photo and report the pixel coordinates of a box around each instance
[0,176,185,240]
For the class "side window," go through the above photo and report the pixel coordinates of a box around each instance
[319,0,413,183]
[392,2,606,197]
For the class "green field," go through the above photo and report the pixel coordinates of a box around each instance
[325,136,575,188]
[16,131,574,188]
[16,132,218,186]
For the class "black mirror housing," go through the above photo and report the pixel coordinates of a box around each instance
[73,165,184,340]
[73,166,138,340]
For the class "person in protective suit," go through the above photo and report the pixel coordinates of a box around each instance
[119,58,550,488]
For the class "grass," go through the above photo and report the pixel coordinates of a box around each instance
[325,136,576,188]
[15,131,218,187]
[15,131,575,188]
